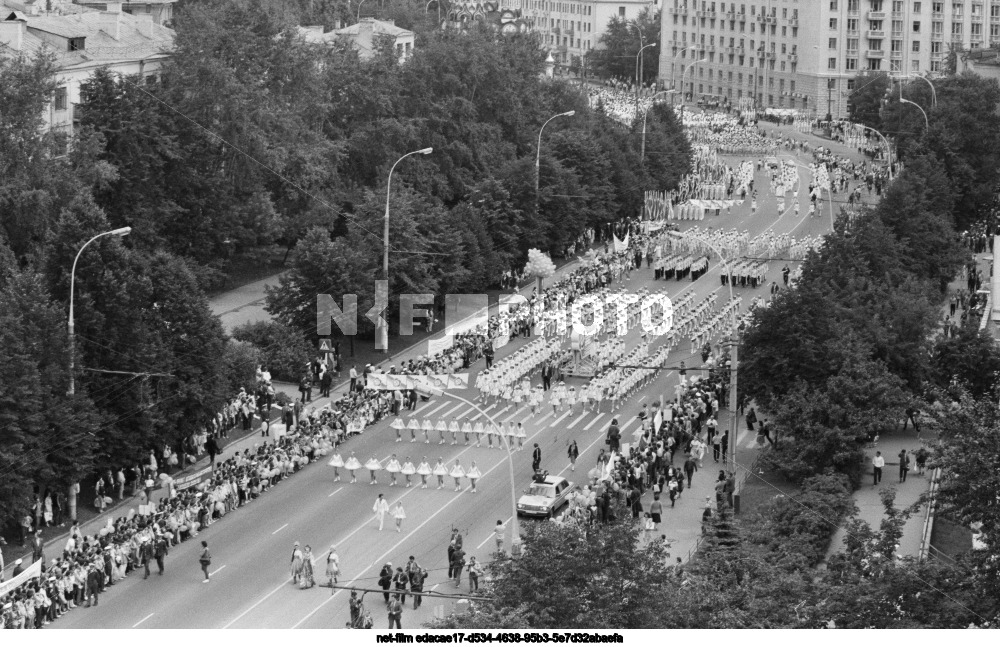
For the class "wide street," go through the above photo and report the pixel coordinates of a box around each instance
[55,125,861,629]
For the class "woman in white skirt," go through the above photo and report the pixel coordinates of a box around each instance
[565,386,577,416]
[391,417,405,442]
[433,457,448,489]
[486,420,498,449]
[461,419,473,446]
[467,461,482,493]
[515,421,527,450]
[500,384,513,411]
[511,384,524,412]
[472,420,485,448]
[421,419,434,444]
[529,386,543,416]
[436,419,448,445]
[416,457,432,489]
[449,418,461,445]
[549,385,562,415]
[450,460,466,492]
[407,418,420,443]
[401,456,416,488]
[365,456,382,485]
[327,450,344,482]
[392,501,406,533]
[344,452,362,483]
[385,454,401,487]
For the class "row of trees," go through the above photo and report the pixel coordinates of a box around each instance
[0,0,690,527]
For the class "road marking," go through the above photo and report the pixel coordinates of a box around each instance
[583,413,606,431]
[566,413,584,429]
[210,565,226,576]
[618,415,638,435]
[328,486,344,498]
[501,408,523,423]
[537,411,554,425]
[426,401,451,417]
[414,399,434,413]
[476,515,512,550]
[441,403,465,418]
[549,411,571,427]
[272,523,288,535]
[737,428,751,446]
[288,420,556,629]
[132,613,154,628]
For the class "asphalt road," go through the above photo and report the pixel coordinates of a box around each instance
[56,130,862,629]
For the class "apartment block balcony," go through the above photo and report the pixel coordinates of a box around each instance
[868,10,886,20]
[867,29,885,38]
[867,49,885,58]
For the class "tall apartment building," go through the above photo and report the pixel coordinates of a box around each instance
[659,0,999,119]
[506,0,657,68]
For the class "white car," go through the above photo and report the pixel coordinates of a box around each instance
[517,474,576,518]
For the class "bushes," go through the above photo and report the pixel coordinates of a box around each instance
[747,472,855,566]
[230,321,312,383]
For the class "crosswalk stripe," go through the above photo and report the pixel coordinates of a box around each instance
[566,413,584,429]
[502,408,523,423]
[618,415,638,435]
[441,402,465,418]
[549,410,571,428]
[414,399,434,414]
[426,401,450,417]
[583,413,606,431]
[537,411,554,425]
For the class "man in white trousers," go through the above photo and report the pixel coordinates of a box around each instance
[373,494,390,531]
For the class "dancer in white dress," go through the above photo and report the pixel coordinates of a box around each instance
[344,452,362,483]
[449,419,461,445]
[421,419,434,444]
[327,451,344,482]
[515,422,527,450]
[391,418,405,443]
[433,458,448,489]
[416,457,432,489]
[472,420,485,447]
[450,460,466,492]
[436,419,448,445]
[365,456,382,485]
[385,454,401,487]
[486,420,498,449]
[407,418,420,443]
[392,502,406,533]
[467,461,482,493]
[461,419,473,446]
[401,456,416,488]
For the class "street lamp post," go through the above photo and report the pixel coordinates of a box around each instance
[896,73,937,109]
[635,42,657,116]
[898,83,929,129]
[357,0,368,22]
[381,148,433,351]
[436,392,522,553]
[670,44,698,94]
[535,111,575,212]
[67,225,131,521]
[425,0,441,24]
[681,58,708,105]
[641,89,677,161]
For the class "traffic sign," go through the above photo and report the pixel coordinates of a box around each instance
[318,338,333,353]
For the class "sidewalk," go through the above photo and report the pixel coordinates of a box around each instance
[825,428,931,560]
[1,253,588,579]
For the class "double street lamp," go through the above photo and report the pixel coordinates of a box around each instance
[380,148,433,351]
[634,42,657,115]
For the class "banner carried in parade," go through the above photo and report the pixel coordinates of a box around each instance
[613,233,630,253]
[366,373,469,392]
[0,557,42,597]
[427,335,454,357]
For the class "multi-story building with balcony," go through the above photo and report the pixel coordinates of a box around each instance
[659,0,995,119]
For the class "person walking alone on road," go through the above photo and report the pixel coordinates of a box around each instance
[199,541,211,583]
[325,546,340,587]
[154,532,168,575]
[898,449,910,483]
[568,440,579,471]
[532,443,542,472]
[873,451,885,486]
[393,501,406,533]
[373,494,390,531]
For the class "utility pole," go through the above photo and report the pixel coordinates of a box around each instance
[728,330,740,513]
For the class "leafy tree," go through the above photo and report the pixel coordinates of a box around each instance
[931,324,1000,398]
[0,271,101,527]
[231,321,313,383]
[586,9,661,84]
[846,71,891,129]
[463,501,674,628]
